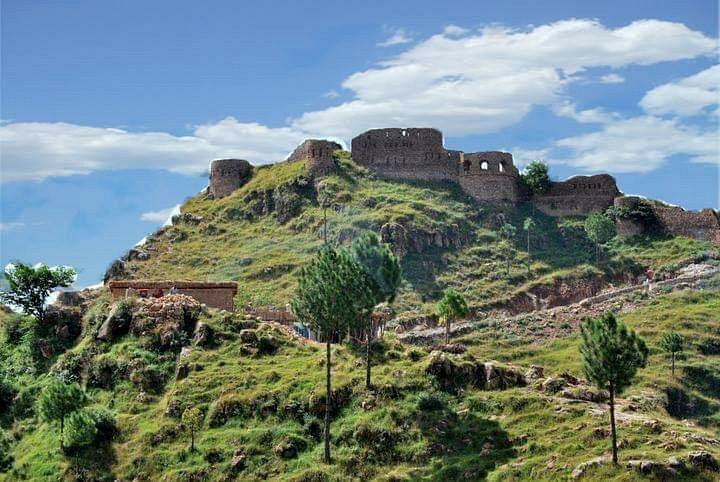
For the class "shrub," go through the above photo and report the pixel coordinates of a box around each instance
[86,406,118,441]
[2,314,27,344]
[416,391,447,412]
[0,428,12,472]
[698,336,720,356]
[63,409,98,450]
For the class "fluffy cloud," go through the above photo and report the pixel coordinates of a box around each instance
[140,204,181,225]
[555,115,718,173]
[293,19,715,138]
[0,19,715,182]
[552,101,619,124]
[377,29,413,47]
[639,65,720,117]
[599,73,625,84]
[0,118,309,182]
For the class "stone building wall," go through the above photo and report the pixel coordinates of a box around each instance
[351,128,458,182]
[458,151,519,204]
[209,159,252,198]
[654,206,720,245]
[107,280,238,311]
[533,174,620,216]
[285,139,342,177]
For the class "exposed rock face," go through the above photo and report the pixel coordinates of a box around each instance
[424,351,526,393]
[209,159,252,198]
[97,302,133,341]
[129,294,202,351]
[379,222,469,257]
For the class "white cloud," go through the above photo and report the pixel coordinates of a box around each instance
[640,65,720,117]
[555,115,718,173]
[599,73,625,84]
[323,90,340,98]
[552,101,619,123]
[509,147,552,169]
[0,118,310,182]
[378,29,412,47]
[140,204,181,225]
[0,19,715,182]
[443,25,469,36]
[0,222,25,232]
[293,19,715,138]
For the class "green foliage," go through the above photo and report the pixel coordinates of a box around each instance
[580,312,648,395]
[37,379,88,448]
[659,331,684,377]
[520,160,550,195]
[348,231,402,306]
[584,213,615,246]
[436,288,469,344]
[0,263,76,323]
[181,407,204,451]
[63,409,98,449]
[0,429,12,472]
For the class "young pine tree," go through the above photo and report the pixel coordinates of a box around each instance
[37,379,88,451]
[348,232,402,390]
[436,288,469,345]
[659,331,684,378]
[291,247,372,463]
[580,312,648,464]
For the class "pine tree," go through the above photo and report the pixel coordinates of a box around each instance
[291,247,372,463]
[436,288,469,345]
[579,312,648,464]
[37,379,88,451]
[659,331,684,378]
[499,222,517,276]
[348,232,402,390]
[522,217,536,273]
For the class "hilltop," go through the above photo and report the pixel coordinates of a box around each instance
[1,149,719,481]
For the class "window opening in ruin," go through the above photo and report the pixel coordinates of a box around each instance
[499,162,504,172]
[463,159,471,173]
[481,161,489,170]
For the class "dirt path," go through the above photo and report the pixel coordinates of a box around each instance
[399,263,719,345]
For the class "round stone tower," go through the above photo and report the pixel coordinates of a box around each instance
[285,139,342,178]
[457,152,519,205]
[209,159,252,198]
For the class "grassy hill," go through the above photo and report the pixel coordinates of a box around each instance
[1,153,719,481]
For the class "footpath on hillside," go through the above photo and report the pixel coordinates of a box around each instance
[399,263,720,346]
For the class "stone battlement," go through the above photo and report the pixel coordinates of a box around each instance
[286,139,342,177]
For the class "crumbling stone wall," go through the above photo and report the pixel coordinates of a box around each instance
[654,206,720,244]
[107,281,238,311]
[351,128,458,182]
[613,196,646,237]
[209,159,252,198]
[458,152,519,204]
[285,139,342,177]
[533,174,620,216]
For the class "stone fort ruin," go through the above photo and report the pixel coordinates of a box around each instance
[204,127,718,244]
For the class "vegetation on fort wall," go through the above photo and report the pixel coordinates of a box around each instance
[122,155,717,316]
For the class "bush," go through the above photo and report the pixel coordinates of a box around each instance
[86,406,118,441]
[0,428,12,472]
[0,375,16,418]
[64,409,98,450]
[416,391,447,412]
[2,314,28,344]
[698,337,720,356]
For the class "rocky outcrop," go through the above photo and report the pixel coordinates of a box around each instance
[424,351,525,393]
[379,222,470,257]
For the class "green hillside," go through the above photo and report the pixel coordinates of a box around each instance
[1,154,719,481]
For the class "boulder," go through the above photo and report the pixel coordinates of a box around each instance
[688,451,719,472]
[239,329,258,345]
[525,365,544,381]
[97,303,132,341]
[164,399,182,419]
[230,449,246,473]
[571,456,608,479]
[193,322,214,347]
[541,377,566,394]
[560,385,608,403]
[175,362,190,381]
[483,362,526,390]
[103,259,127,282]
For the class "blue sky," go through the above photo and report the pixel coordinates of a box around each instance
[1,0,718,287]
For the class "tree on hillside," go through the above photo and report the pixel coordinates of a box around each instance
[499,222,517,276]
[63,409,98,450]
[181,407,204,452]
[521,160,550,195]
[348,232,402,390]
[659,331,684,378]
[584,213,615,264]
[37,379,88,451]
[291,247,372,463]
[0,263,76,324]
[522,217,536,270]
[580,312,648,464]
[436,288,469,345]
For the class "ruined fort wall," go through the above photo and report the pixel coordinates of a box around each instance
[107,281,238,311]
[533,174,621,216]
[458,152,519,204]
[351,128,458,182]
[286,139,342,177]
[209,159,253,198]
[654,206,720,245]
